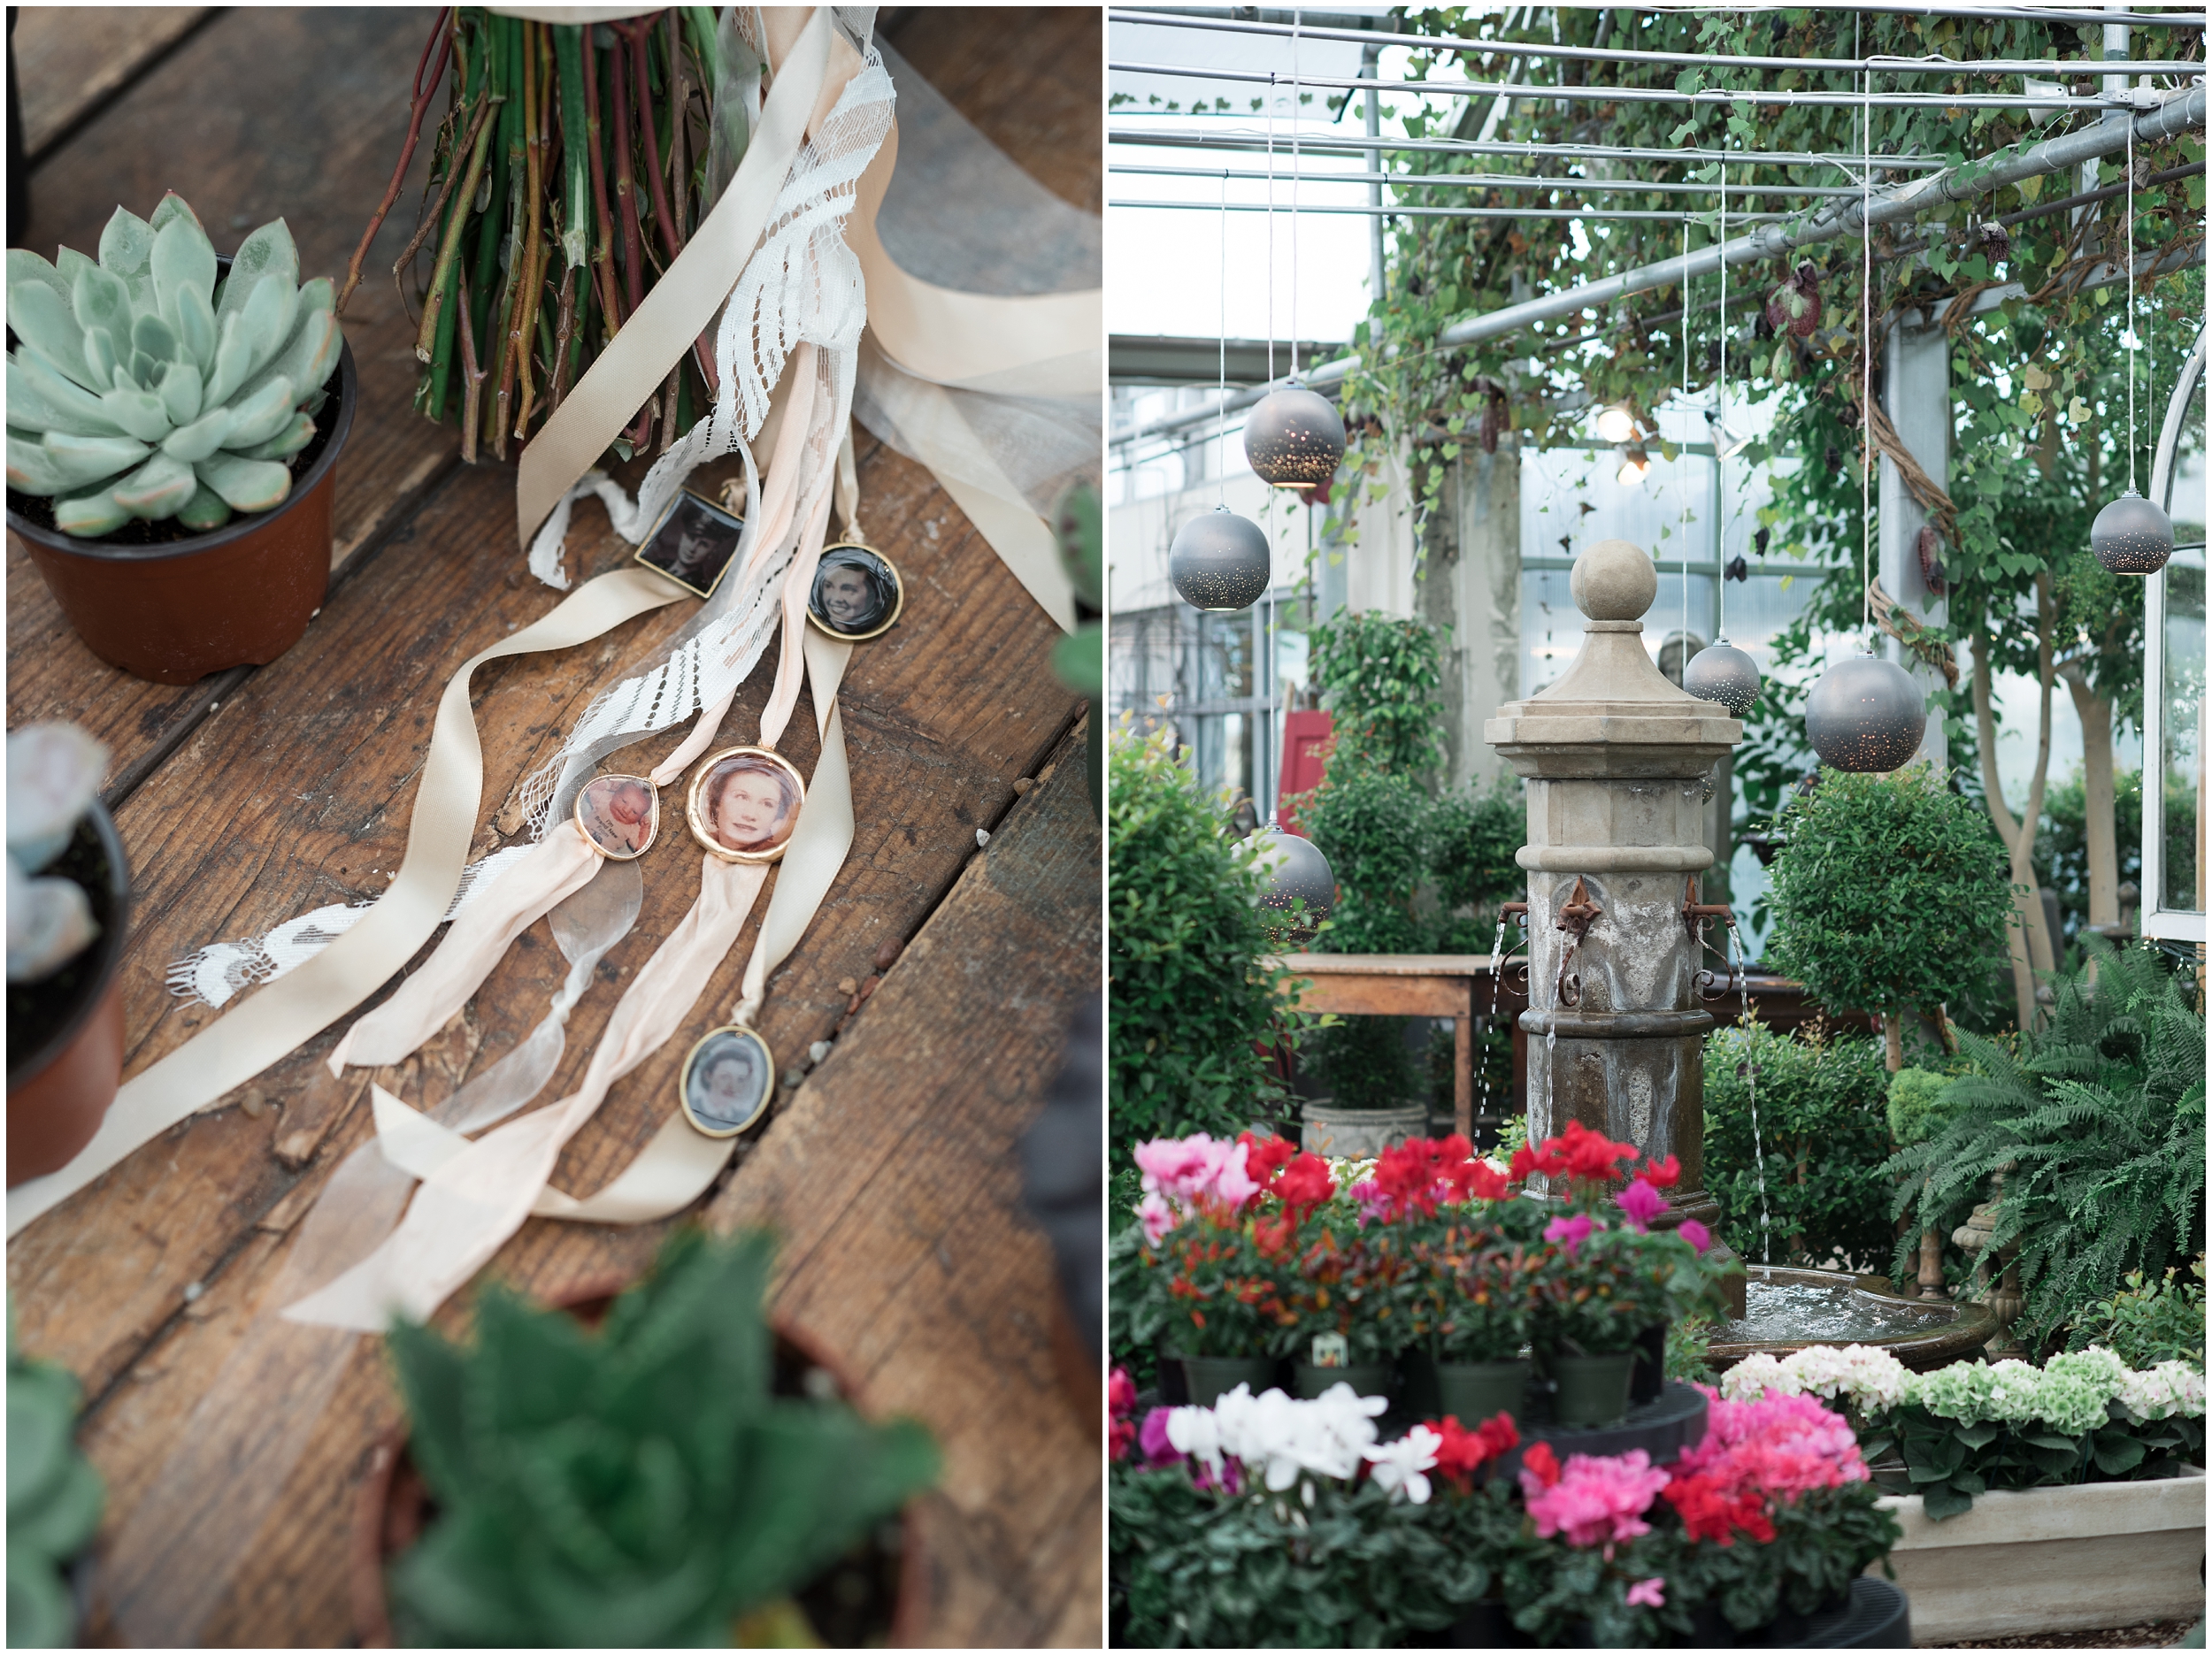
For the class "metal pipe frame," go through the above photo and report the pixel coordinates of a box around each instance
[1111,57,2185,112]
[1110,160,1878,196]
[1114,8,2205,71]
[1110,126,1957,172]
[1110,197,1794,221]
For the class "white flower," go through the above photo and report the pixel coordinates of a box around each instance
[1165,1399,1229,1477]
[1211,1382,1385,1491]
[1363,1425,1442,1506]
[2116,1360,2208,1421]
[1724,1345,1909,1412]
[1721,1352,1791,1401]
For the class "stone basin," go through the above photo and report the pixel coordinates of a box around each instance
[1705,1264,1996,1373]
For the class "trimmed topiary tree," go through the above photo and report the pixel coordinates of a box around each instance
[1765,766,2018,1069]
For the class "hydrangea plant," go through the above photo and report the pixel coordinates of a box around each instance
[6,194,342,537]
[1724,1341,2208,1519]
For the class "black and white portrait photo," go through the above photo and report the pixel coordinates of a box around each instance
[806,545,902,640]
[636,491,744,597]
[680,1025,773,1137]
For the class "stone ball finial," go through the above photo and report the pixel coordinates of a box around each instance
[1571,539,1657,621]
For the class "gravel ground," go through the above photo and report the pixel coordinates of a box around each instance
[1933,1621,2199,1649]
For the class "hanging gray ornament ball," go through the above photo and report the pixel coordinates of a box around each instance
[2089,488,2174,576]
[1168,506,1270,612]
[1243,381,1347,489]
[1250,824,1334,945]
[1805,652,1926,773]
[1683,636,1763,716]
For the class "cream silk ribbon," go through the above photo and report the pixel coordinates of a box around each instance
[347,627,852,1232]
[512,6,1088,630]
[286,584,856,1327]
[4,569,687,1238]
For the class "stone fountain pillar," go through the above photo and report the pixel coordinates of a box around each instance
[1485,540,1747,1314]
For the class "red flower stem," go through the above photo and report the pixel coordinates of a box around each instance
[341,8,453,316]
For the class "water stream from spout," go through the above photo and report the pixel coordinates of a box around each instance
[1726,919,1771,1264]
[1479,917,1507,1130]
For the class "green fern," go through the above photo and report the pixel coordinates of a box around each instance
[1886,939,2205,1345]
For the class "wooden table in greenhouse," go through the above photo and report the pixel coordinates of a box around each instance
[5,9,1101,1646]
[1272,954,1531,1141]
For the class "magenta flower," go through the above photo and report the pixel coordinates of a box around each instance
[1678,1218,1712,1254]
[1544,1212,1596,1255]
[1614,1177,1668,1230]
[1139,1406,1183,1467]
[1673,1391,1868,1503]
[1626,1577,1666,1609]
[1519,1447,1669,1550]
[1351,1178,1395,1224]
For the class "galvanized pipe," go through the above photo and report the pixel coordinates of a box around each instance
[1110,126,1956,172]
[1112,160,1878,197]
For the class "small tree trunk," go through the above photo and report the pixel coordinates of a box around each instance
[2062,662,2118,972]
[1883,1009,1904,1073]
[1973,636,2039,1030]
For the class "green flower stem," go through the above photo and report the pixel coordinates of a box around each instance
[413,71,502,365]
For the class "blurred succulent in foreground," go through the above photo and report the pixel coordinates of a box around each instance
[8,1305,105,1649]
[7,194,342,537]
[7,724,108,983]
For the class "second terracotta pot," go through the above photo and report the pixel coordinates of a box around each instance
[7,339,357,686]
[351,1276,928,1648]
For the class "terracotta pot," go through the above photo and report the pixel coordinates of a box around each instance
[7,801,131,1186]
[351,1274,928,1648]
[7,333,357,686]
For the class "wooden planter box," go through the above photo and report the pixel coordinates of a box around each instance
[1870,1467,2205,1644]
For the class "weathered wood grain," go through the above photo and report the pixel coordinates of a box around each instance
[12,9,1097,1644]
[705,717,1103,1649]
[10,7,211,160]
[884,6,1102,214]
[7,6,458,796]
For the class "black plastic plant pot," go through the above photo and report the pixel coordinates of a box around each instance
[7,800,132,1186]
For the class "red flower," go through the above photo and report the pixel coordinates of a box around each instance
[1663,1472,1776,1546]
[1273,1153,1337,1215]
[1430,1409,1522,1490]
[1555,1119,1640,1184]
[1455,1159,1511,1202]
[1521,1440,1561,1490]
[1640,1153,1682,1190]
[1239,1130,1299,1190]
[1509,1144,1541,1183]
[1253,1213,1298,1259]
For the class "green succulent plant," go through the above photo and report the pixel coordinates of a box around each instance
[8,1306,105,1650]
[384,1228,938,1647]
[6,193,342,537]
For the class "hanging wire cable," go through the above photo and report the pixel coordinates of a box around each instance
[2127,121,2139,491]
[1862,49,1875,643]
[1218,165,1230,506]
[1265,70,1277,384]
[1291,11,1302,378]
[1678,216,1691,659]
[1718,157,1729,642]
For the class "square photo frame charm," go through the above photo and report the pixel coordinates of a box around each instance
[634,488,746,599]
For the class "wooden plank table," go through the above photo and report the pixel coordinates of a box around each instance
[1273,954,1530,1140]
[6,9,1101,1647]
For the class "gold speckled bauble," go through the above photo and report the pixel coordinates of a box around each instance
[1805,652,1926,773]
[1242,382,1347,489]
[1250,824,1334,944]
[1682,637,1763,716]
[1168,506,1270,612]
[2089,488,2174,576]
